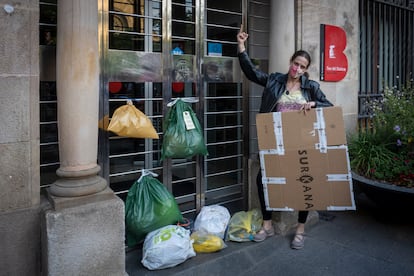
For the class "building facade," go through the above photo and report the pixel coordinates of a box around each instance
[0,0,370,275]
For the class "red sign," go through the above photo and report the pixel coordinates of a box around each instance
[320,24,348,82]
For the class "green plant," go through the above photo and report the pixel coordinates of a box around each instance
[348,81,414,187]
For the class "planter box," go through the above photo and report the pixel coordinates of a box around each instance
[352,172,414,210]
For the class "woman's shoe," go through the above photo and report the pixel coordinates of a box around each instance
[253,226,275,242]
[291,232,305,249]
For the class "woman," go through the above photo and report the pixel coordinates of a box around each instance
[237,25,333,249]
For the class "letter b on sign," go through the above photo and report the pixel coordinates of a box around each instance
[320,24,348,82]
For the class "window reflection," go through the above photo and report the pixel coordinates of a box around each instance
[207,0,241,12]
[172,57,194,82]
[40,28,56,46]
[40,2,57,24]
[109,0,162,51]
[203,59,234,82]
[172,1,195,21]
[172,0,195,54]
[205,0,241,57]
[108,82,163,117]
[39,1,57,45]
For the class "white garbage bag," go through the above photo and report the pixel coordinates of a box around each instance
[193,205,231,239]
[141,225,196,270]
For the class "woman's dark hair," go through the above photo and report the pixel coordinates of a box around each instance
[290,50,312,78]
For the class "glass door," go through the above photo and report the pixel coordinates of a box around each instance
[169,0,199,214]
[99,0,246,218]
[39,0,58,191]
[202,1,245,210]
[99,0,164,202]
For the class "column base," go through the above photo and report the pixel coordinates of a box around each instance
[42,188,126,275]
[49,165,107,197]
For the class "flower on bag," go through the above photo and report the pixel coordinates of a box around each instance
[349,80,414,187]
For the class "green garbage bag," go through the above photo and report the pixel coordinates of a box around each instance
[226,209,263,242]
[161,98,208,160]
[125,170,183,247]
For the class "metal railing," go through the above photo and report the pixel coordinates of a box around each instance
[359,0,414,127]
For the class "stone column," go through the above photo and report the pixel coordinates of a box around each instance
[49,0,106,197]
[268,0,295,72]
[43,2,126,275]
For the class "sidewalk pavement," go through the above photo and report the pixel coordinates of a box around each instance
[126,193,414,276]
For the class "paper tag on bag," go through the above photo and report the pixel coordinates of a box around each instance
[183,111,195,130]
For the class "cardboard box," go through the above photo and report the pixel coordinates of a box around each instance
[256,106,356,211]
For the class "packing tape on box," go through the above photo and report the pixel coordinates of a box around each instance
[314,108,328,153]
[262,182,294,211]
[326,174,350,181]
[259,151,286,185]
[272,112,285,155]
[327,206,356,211]
[262,177,286,184]
[266,205,295,211]
[271,108,328,154]
[325,145,352,182]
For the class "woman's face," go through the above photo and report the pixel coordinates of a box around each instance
[289,56,309,79]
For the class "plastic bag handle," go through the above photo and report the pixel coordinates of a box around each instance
[138,169,158,183]
[167,97,199,107]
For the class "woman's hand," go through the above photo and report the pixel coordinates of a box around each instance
[237,24,248,53]
[301,101,315,114]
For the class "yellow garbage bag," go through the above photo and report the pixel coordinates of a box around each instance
[107,100,159,139]
[191,231,227,253]
[226,209,263,242]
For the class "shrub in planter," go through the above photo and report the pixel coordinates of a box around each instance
[348,81,414,187]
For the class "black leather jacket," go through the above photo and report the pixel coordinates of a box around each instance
[238,51,333,113]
